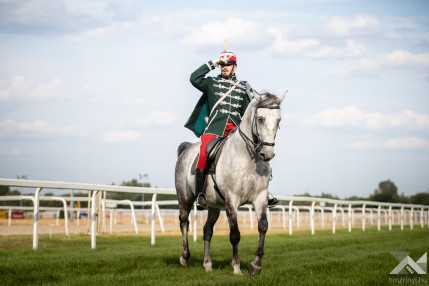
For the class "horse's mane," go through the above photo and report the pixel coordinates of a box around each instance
[254,92,282,108]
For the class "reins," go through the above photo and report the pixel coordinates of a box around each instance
[238,105,280,159]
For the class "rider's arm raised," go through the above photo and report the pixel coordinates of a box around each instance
[189,60,217,93]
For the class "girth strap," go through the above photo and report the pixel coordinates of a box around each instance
[210,174,225,202]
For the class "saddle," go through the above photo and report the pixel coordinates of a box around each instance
[191,136,227,175]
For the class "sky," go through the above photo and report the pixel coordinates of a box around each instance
[0,0,428,198]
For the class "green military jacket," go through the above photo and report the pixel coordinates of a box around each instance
[185,61,252,137]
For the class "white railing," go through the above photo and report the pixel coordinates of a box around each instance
[0,178,428,250]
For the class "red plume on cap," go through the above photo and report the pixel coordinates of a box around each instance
[219,51,237,65]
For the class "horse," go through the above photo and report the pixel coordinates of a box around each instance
[175,90,283,275]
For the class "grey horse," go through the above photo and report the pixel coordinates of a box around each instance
[175,91,283,275]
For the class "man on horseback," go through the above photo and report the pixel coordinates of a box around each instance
[186,51,279,209]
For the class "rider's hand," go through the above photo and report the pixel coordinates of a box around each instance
[211,58,220,67]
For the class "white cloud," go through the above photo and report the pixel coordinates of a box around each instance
[67,21,133,41]
[0,119,75,137]
[384,137,429,150]
[351,137,429,150]
[0,0,142,34]
[339,50,429,77]
[0,76,63,101]
[102,130,144,143]
[308,40,366,59]
[182,17,267,48]
[268,28,320,55]
[310,106,429,130]
[386,50,429,67]
[326,14,379,36]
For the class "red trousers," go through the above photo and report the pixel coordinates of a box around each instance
[197,120,236,170]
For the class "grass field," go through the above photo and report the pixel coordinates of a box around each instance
[0,228,428,285]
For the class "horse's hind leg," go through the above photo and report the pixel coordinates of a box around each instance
[179,204,192,266]
[202,207,220,272]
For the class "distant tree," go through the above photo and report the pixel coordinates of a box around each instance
[398,192,411,204]
[319,192,340,200]
[370,180,399,203]
[107,177,153,202]
[0,185,10,196]
[345,195,368,201]
[0,185,20,196]
[294,192,312,197]
[410,192,429,205]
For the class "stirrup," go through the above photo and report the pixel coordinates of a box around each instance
[196,193,208,210]
[267,195,279,208]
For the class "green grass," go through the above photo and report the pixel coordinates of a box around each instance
[0,228,428,285]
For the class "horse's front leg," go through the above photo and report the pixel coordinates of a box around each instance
[202,207,220,272]
[250,190,268,276]
[225,201,242,275]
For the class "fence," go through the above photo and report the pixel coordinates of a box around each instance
[0,178,428,250]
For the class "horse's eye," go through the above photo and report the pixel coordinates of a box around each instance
[257,117,265,123]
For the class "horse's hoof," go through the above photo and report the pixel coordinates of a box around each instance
[232,263,242,275]
[249,261,262,276]
[179,256,188,267]
[203,261,212,272]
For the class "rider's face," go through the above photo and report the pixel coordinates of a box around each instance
[221,64,236,78]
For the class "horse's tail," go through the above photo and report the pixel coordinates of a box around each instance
[177,141,192,157]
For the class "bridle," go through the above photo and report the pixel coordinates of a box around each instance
[238,105,280,159]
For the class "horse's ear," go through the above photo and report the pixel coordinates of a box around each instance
[279,90,288,104]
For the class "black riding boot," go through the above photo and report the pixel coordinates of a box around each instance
[268,192,279,208]
[195,169,208,210]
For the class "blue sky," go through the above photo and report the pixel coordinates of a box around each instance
[0,0,428,198]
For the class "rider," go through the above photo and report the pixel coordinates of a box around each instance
[188,51,279,209]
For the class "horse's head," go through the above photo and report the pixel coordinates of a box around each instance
[240,90,284,161]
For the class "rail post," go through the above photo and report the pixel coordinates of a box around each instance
[369,209,374,225]
[332,203,337,234]
[33,187,42,250]
[56,209,60,226]
[295,207,300,229]
[410,207,414,230]
[288,200,293,235]
[377,205,381,231]
[388,205,392,231]
[348,203,352,232]
[156,204,165,233]
[362,204,366,232]
[310,201,316,235]
[426,208,429,228]
[129,201,138,234]
[400,205,404,230]
[109,209,113,234]
[61,198,69,236]
[151,193,157,246]
[320,204,325,230]
[91,190,98,250]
